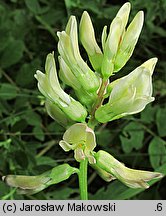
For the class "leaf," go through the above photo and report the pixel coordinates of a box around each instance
[25,0,49,14]
[89,180,127,200]
[156,107,166,137]
[0,39,24,68]
[148,137,166,169]
[96,129,112,148]
[36,156,57,167]
[64,0,80,9]
[25,0,41,14]
[0,181,10,199]
[23,110,42,126]
[0,83,17,100]
[120,122,144,153]
[0,29,11,52]
[16,59,41,88]
[33,126,45,141]
[0,139,11,150]
[11,119,28,133]
[14,150,29,169]
[46,187,76,200]
[141,104,157,123]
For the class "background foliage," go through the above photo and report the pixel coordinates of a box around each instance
[0,0,165,200]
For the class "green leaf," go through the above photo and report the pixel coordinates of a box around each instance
[0,181,10,199]
[16,59,41,88]
[0,30,11,52]
[23,111,42,126]
[36,156,57,167]
[120,122,144,153]
[141,104,157,123]
[0,39,24,68]
[148,137,166,169]
[0,83,17,100]
[25,0,41,14]
[46,187,77,200]
[25,0,49,14]
[14,150,29,169]
[89,180,128,200]
[96,129,112,148]
[156,107,166,137]
[11,119,28,133]
[33,126,45,141]
[64,0,80,9]
[0,139,11,150]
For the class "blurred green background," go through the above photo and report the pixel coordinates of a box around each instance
[0,0,166,200]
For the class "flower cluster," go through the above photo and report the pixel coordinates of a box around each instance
[3,2,164,195]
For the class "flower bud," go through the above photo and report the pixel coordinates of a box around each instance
[116,2,131,32]
[3,164,78,195]
[59,123,96,164]
[59,56,97,108]
[59,56,80,90]
[35,53,87,123]
[57,16,100,93]
[101,18,122,78]
[79,11,103,72]
[96,58,157,123]
[101,25,107,51]
[101,2,131,78]
[95,150,163,188]
[100,3,144,77]
[114,11,144,72]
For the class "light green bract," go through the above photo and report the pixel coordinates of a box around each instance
[59,123,96,164]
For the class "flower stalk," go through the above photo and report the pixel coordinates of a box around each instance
[78,158,88,200]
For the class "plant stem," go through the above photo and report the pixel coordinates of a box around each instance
[78,78,108,199]
[79,158,88,200]
[88,78,108,129]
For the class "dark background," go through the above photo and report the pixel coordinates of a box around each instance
[0,0,166,199]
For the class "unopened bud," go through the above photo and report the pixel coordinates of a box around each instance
[80,11,103,72]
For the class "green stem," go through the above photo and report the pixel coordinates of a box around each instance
[78,78,109,199]
[79,158,88,200]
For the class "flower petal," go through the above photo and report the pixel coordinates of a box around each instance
[95,150,164,189]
